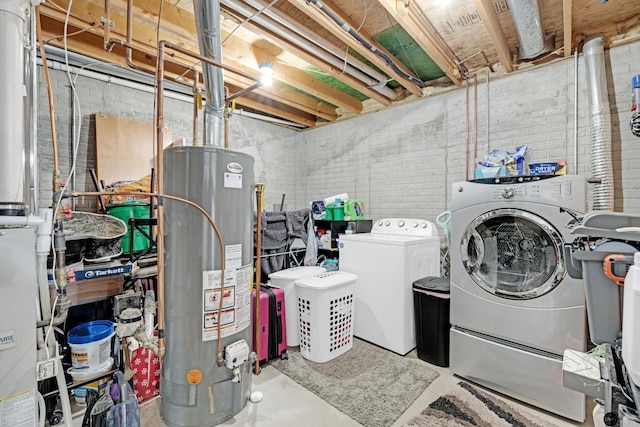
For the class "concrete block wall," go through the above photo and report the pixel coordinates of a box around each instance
[36,66,298,212]
[299,39,640,222]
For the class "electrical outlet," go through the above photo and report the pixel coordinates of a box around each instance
[36,359,58,381]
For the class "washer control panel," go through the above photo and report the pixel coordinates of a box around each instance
[372,218,437,237]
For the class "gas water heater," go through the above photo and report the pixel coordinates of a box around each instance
[161,146,255,427]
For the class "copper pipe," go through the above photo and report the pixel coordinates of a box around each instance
[224,86,229,149]
[156,42,167,359]
[35,7,60,186]
[159,41,260,83]
[103,0,110,50]
[473,74,478,173]
[254,183,264,375]
[193,69,199,146]
[465,78,470,180]
[69,190,226,360]
[121,0,155,74]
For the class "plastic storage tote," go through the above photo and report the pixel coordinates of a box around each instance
[413,277,450,367]
[295,271,358,363]
[268,266,326,346]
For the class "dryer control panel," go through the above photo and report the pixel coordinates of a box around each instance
[452,175,587,212]
[371,218,438,237]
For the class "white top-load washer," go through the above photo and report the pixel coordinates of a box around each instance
[338,218,441,355]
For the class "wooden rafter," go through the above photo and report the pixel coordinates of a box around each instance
[473,0,513,73]
[220,5,393,107]
[375,0,462,85]
[563,0,572,57]
[38,0,351,125]
[287,0,424,98]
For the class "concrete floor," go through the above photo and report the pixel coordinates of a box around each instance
[73,362,597,427]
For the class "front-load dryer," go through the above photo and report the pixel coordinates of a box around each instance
[449,175,587,422]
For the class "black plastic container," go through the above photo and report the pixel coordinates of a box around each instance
[412,277,450,367]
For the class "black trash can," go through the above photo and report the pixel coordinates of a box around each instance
[413,277,450,367]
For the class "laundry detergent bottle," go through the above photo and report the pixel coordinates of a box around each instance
[622,252,640,386]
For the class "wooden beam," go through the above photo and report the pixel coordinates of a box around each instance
[473,0,513,73]
[287,0,424,97]
[563,0,572,57]
[221,5,392,107]
[39,17,315,127]
[375,0,462,85]
[220,31,363,113]
[230,91,317,128]
[40,0,353,118]
[224,73,338,121]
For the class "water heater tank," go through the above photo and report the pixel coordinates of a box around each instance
[161,146,255,427]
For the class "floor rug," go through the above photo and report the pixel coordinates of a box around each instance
[404,381,558,427]
[271,338,439,427]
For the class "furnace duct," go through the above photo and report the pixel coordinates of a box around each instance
[193,0,224,147]
[506,0,553,60]
[583,34,614,211]
[0,0,29,208]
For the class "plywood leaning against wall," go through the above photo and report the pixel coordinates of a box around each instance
[95,113,173,186]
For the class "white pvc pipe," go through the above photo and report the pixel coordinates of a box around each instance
[0,214,44,226]
[0,0,29,205]
[37,57,195,103]
[240,0,388,84]
[221,0,397,100]
[55,358,73,427]
[37,391,46,427]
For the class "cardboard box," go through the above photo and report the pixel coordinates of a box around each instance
[529,161,567,176]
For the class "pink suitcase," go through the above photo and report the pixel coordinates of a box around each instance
[252,285,288,362]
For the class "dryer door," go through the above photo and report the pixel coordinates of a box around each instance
[461,208,565,299]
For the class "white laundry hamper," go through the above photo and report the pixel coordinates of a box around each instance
[295,271,358,363]
[269,266,326,346]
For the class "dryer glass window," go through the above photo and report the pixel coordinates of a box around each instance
[462,209,564,299]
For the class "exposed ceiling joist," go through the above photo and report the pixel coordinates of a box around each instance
[220,2,394,107]
[563,0,572,57]
[37,0,640,130]
[287,0,425,98]
[473,0,513,73]
[375,0,462,85]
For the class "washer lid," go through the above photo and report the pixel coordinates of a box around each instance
[340,233,439,246]
[295,271,358,289]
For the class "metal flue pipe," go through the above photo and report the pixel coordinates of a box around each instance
[193,0,225,147]
[583,34,614,210]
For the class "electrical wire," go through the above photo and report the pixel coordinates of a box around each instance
[43,23,103,45]
[384,9,421,82]
[221,0,279,45]
[340,0,368,75]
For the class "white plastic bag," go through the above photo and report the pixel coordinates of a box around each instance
[304,217,318,266]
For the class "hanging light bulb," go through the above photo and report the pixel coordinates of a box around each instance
[259,62,274,86]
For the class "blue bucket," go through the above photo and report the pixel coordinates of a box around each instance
[67,320,115,369]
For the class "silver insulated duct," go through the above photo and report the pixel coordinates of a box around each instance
[193,0,225,147]
[161,146,255,427]
[506,0,553,60]
[583,35,614,210]
[0,0,29,209]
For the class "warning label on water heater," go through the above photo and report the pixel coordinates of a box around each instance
[201,265,251,341]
